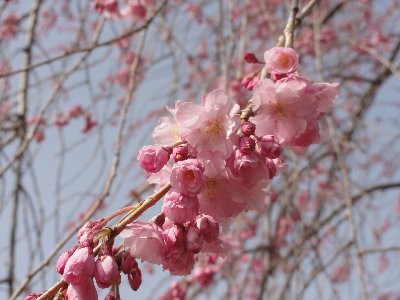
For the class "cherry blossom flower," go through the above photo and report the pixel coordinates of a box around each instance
[176,90,240,159]
[170,159,205,196]
[162,191,200,223]
[251,78,317,143]
[137,145,170,173]
[264,47,298,74]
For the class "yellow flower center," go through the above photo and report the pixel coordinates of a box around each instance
[205,178,219,198]
[272,102,287,118]
[184,170,195,180]
[278,54,290,68]
[204,119,223,141]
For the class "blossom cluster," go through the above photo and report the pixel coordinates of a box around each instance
[93,0,155,20]
[26,221,143,299]
[26,46,337,300]
[131,47,338,276]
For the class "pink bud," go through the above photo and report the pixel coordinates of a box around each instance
[94,255,119,288]
[137,145,169,173]
[172,145,189,162]
[186,226,204,253]
[196,215,219,242]
[244,52,261,64]
[258,135,281,159]
[241,74,259,91]
[128,268,142,291]
[66,276,98,300]
[241,121,256,136]
[77,221,100,245]
[56,247,77,275]
[67,105,83,118]
[239,136,255,154]
[120,251,138,275]
[63,247,95,285]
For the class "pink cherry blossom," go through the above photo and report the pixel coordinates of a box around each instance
[121,0,147,20]
[137,145,170,173]
[162,191,199,223]
[94,255,119,288]
[199,159,247,220]
[306,82,338,113]
[227,149,269,189]
[170,159,205,196]
[290,120,320,154]
[121,221,166,266]
[163,225,195,275]
[193,267,216,287]
[251,78,317,143]
[176,90,240,159]
[146,163,172,190]
[264,47,298,74]
[93,0,120,18]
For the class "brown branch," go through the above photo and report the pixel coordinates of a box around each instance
[7,0,43,297]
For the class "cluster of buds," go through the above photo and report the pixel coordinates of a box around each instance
[54,105,97,133]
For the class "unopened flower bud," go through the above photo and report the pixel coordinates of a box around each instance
[172,145,189,162]
[128,268,142,291]
[154,213,166,228]
[259,135,281,159]
[241,121,256,136]
[186,226,204,253]
[137,145,169,173]
[94,255,119,288]
[244,52,261,64]
[196,214,219,242]
[56,247,77,275]
[63,247,95,285]
[239,136,255,154]
[120,251,138,275]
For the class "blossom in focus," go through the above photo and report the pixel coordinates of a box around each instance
[121,221,166,266]
[199,159,247,220]
[264,47,298,74]
[137,145,170,173]
[251,78,317,143]
[170,159,205,196]
[162,191,200,223]
[176,90,240,159]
